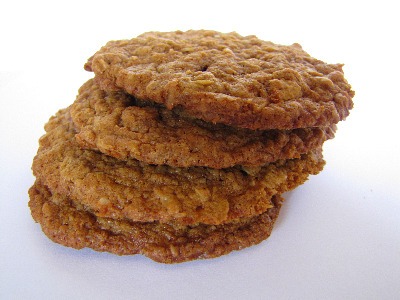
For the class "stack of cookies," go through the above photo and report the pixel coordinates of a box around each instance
[29,30,354,263]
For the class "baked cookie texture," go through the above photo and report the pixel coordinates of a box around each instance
[32,108,324,225]
[29,181,282,263]
[71,79,335,168]
[85,30,354,130]
[29,30,354,263]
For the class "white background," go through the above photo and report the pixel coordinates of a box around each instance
[1,0,399,299]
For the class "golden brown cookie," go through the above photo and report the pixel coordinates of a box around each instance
[85,30,354,130]
[32,108,325,226]
[29,181,283,263]
[71,79,335,168]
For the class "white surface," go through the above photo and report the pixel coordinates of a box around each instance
[1,1,399,299]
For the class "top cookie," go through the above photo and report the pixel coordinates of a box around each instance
[85,30,354,130]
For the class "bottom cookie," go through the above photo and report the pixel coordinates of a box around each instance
[29,181,282,264]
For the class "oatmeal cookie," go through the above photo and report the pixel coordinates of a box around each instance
[29,181,282,263]
[32,108,325,226]
[71,79,335,168]
[85,30,354,130]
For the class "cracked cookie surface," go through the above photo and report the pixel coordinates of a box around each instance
[71,79,335,168]
[85,30,354,130]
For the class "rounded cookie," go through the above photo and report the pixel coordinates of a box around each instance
[29,181,282,263]
[32,108,325,226]
[85,30,354,130]
[71,79,335,168]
